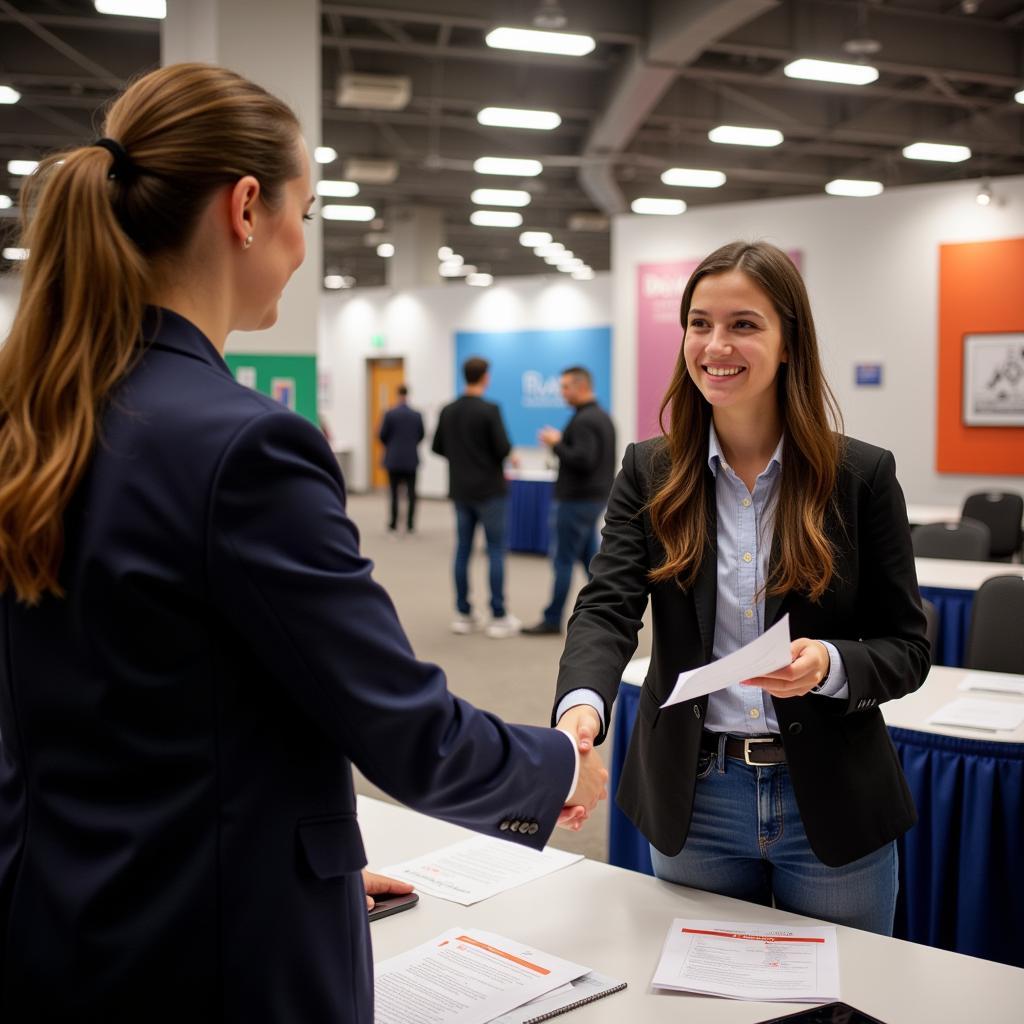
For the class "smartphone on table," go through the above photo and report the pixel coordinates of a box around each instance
[367,892,419,922]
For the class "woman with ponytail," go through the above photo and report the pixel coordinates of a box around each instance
[0,64,604,1021]
[552,241,929,934]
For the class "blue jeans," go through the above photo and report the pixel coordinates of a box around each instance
[454,497,508,618]
[542,500,604,627]
[650,742,898,936]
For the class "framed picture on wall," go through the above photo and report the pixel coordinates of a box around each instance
[962,332,1024,426]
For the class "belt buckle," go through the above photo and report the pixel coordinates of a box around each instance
[743,737,774,766]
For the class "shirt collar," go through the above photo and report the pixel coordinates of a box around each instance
[707,421,784,479]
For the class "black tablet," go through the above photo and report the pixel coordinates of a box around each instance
[756,1002,888,1024]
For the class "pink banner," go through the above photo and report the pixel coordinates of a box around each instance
[636,251,803,440]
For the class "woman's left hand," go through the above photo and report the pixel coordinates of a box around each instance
[362,869,414,911]
[741,638,830,698]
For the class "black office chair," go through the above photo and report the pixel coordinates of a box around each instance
[921,597,939,664]
[964,575,1024,674]
[911,519,991,561]
[961,491,1024,562]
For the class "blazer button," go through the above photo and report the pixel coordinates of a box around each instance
[693,705,702,720]
[788,722,803,735]
[510,820,521,833]
[499,820,510,831]
[527,823,539,835]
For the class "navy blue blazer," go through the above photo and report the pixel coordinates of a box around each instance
[378,403,424,472]
[0,309,573,1022]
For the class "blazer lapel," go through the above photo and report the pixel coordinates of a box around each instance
[692,475,717,662]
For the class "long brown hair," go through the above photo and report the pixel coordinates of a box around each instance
[647,241,844,601]
[0,63,302,605]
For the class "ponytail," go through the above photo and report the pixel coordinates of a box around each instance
[0,63,301,604]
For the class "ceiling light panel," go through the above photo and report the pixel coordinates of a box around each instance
[661,167,727,188]
[631,197,686,215]
[321,204,376,221]
[0,86,21,105]
[783,58,879,85]
[7,160,38,176]
[825,178,884,197]
[471,188,531,207]
[519,231,553,247]
[485,27,596,57]
[477,107,561,130]
[902,142,971,162]
[316,180,359,198]
[0,195,12,209]
[466,272,494,287]
[708,125,784,147]
[314,147,338,164]
[470,210,523,227]
[94,0,166,17]
[474,156,543,176]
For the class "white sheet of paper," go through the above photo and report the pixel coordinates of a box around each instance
[661,614,792,709]
[381,836,583,906]
[374,928,589,1024]
[958,672,1024,697]
[927,697,1024,732]
[651,919,840,1003]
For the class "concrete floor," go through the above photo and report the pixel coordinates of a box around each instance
[347,490,654,865]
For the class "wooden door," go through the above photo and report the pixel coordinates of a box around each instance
[367,358,405,489]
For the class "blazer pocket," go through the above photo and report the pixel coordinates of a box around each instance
[637,683,662,727]
[297,813,368,880]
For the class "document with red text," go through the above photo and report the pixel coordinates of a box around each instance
[652,919,840,1002]
[374,928,590,1024]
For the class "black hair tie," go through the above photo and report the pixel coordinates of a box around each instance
[93,137,137,183]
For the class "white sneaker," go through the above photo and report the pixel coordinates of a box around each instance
[485,614,521,639]
[450,613,481,635]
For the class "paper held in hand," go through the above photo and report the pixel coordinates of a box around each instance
[660,614,793,709]
[652,918,840,1003]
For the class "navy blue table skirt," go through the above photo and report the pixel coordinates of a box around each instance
[610,683,1024,968]
[507,478,553,554]
[919,585,974,667]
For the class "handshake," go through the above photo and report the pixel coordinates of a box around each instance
[555,705,607,832]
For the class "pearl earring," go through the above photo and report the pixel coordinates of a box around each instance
[243,234,254,249]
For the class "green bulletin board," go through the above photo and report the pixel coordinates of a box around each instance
[224,353,318,426]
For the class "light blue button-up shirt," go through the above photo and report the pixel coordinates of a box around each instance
[556,427,848,735]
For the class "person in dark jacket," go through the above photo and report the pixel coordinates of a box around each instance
[378,384,424,533]
[432,356,520,638]
[523,367,616,636]
[0,62,607,1023]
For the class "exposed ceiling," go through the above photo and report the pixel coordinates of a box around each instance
[1,0,1023,287]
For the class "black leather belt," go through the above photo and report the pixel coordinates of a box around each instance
[701,731,786,765]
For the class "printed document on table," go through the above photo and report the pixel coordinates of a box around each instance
[381,836,583,906]
[927,697,1024,732]
[374,927,590,1024]
[661,614,792,709]
[958,672,1024,697]
[652,919,840,1002]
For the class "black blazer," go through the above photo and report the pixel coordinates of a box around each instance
[0,309,573,1022]
[431,395,511,503]
[378,403,424,472]
[552,436,930,868]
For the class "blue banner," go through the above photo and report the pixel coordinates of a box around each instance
[454,327,612,446]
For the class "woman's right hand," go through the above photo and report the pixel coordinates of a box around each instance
[557,704,601,753]
[556,705,606,830]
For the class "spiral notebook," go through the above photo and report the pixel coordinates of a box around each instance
[490,971,627,1024]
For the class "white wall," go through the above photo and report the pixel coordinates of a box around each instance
[0,276,19,341]
[612,174,1024,506]
[319,273,613,496]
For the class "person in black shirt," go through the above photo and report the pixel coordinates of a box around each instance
[432,356,520,638]
[378,385,425,533]
[523,366,616,636]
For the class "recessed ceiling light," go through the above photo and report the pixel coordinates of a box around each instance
[321,204,376,221]
[94,0,166,17]
[438,246,454,260]
[7,160,38,176]
[376,243,395,257]
[469,210,523,227]
[2,247,29,260]
[0,195,12,209]
[825,178,884,197]
[783,58,878,86]
[471,188,531,207]
[477,107,561,131]
[1016,89,1024,105]
[485,27,596,57]
[440,261,476,277]
[520,231,553,247]
[534,242,564,256]
[902,142,971,162]
[316,180,359,198]
[466,272,494,287]
[324,274,356,290]
[571,267,595,280]
[631,197,686,215]
[976,181,993,206]
[0,86,20,105]
[474,156,543,176]
[661,167,727,188]
[708,125,784,147]
[314,146,338,164]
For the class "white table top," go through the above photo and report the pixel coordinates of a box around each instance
[361,796,1024,1023]
[505,468,558,483]
[915,558,1022,591]
[620,663,1024,744]
[905,503,961,526]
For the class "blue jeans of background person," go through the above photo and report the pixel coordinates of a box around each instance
[454,497,508,618]
[542,500,604,627]
[649,742,898,935]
